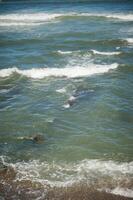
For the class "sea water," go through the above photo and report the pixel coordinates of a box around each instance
[0,0,133,198]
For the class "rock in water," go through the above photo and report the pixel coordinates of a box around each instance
[0,165,16,182]
[17,134,44,144]
[33,134,44,144]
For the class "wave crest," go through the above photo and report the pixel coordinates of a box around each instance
[0,12,132,26]
[91,49,121,56]
[0,63,118,79]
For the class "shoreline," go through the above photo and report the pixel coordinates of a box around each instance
[1,181,132,200]
[0,166,132,200]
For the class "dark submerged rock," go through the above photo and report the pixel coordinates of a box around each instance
[0,165,16,182]
[17,134,44,144]
[33,134,44,144]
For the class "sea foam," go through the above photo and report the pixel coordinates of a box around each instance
[0,13,61,22]
[125,38,133,44]
[1,157,132,197]
[0,63,118,79]
[0,12,132,26]
[91,49,121,56]
[0,13,62,26]
[70,13,133,21]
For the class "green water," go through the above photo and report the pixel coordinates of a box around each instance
[0,0,133,196]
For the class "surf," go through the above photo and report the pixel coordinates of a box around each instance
[0,63,118,79]
[0,12,133,26]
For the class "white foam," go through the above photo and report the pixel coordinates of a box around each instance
[125,38,133,44]
[63,104,70,108]
[0,13,62,26]
[106,188,133,198]
[57,50,73,55]
[0,22,43,26]
[1,156,133,197]
[79,13,133,21]
[0,63,118,79]
[7,159,133,197]
[56,87,66,93]
[0,13,61,22]
[68,95,76,101]
[63,95,76,108]
[103,14,133,21]
[91,49,121,56]
[0,12,132,27]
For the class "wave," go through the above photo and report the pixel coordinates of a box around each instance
[0,12,132,26]
[0,13,61,26]
[77,13,133,21]
[0,13,61,22]
[105,188,133,198]
[97,13,133,21]
[0,22,44,26]
[57,50,74,55]
[0,63,118,79]
[1,156,132,197]
[56,87,67,93]
[125,38,133,44]
[91,49,121,56]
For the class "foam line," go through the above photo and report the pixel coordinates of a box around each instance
[0,63,118,79]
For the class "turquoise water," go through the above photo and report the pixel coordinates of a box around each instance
[0,0,133,197]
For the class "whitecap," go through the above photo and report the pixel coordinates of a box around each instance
[0,12,132,27]
[56,87,66,93]
[105,188,133,198]
[125,38,133,44]
[91,49,121,56]
[0,63,118,79]
[57,50,73,55]
[0,13,61,22]
[0,22,43,26]
[63,104,70,109]
[103,13,133,21]
[0,13,62,26]
[79,13,133,21]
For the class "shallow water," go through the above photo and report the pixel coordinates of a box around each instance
[0,0,133,198]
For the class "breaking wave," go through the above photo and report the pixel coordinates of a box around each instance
[125,38,133,45]
[0,12,133,26]
[0,13,62,26]
[0,63,118,79]
[1,156,133,197]
[57,50,74,55]
[91,49,121,55]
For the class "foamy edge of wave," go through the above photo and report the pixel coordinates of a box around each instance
[0,13,62,22]
[0,63,118,79]
[77,13,133,21]
[125,38,133,44]
[0,12,132,27]
[105,188,133,198]
[91,49,121,56]
[57,50,74,55]
[1,157,132,197]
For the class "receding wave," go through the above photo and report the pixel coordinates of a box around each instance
[0,12,132,26]
[91,49,121,55]
[1,157,132,197]
[0,63,118,79]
